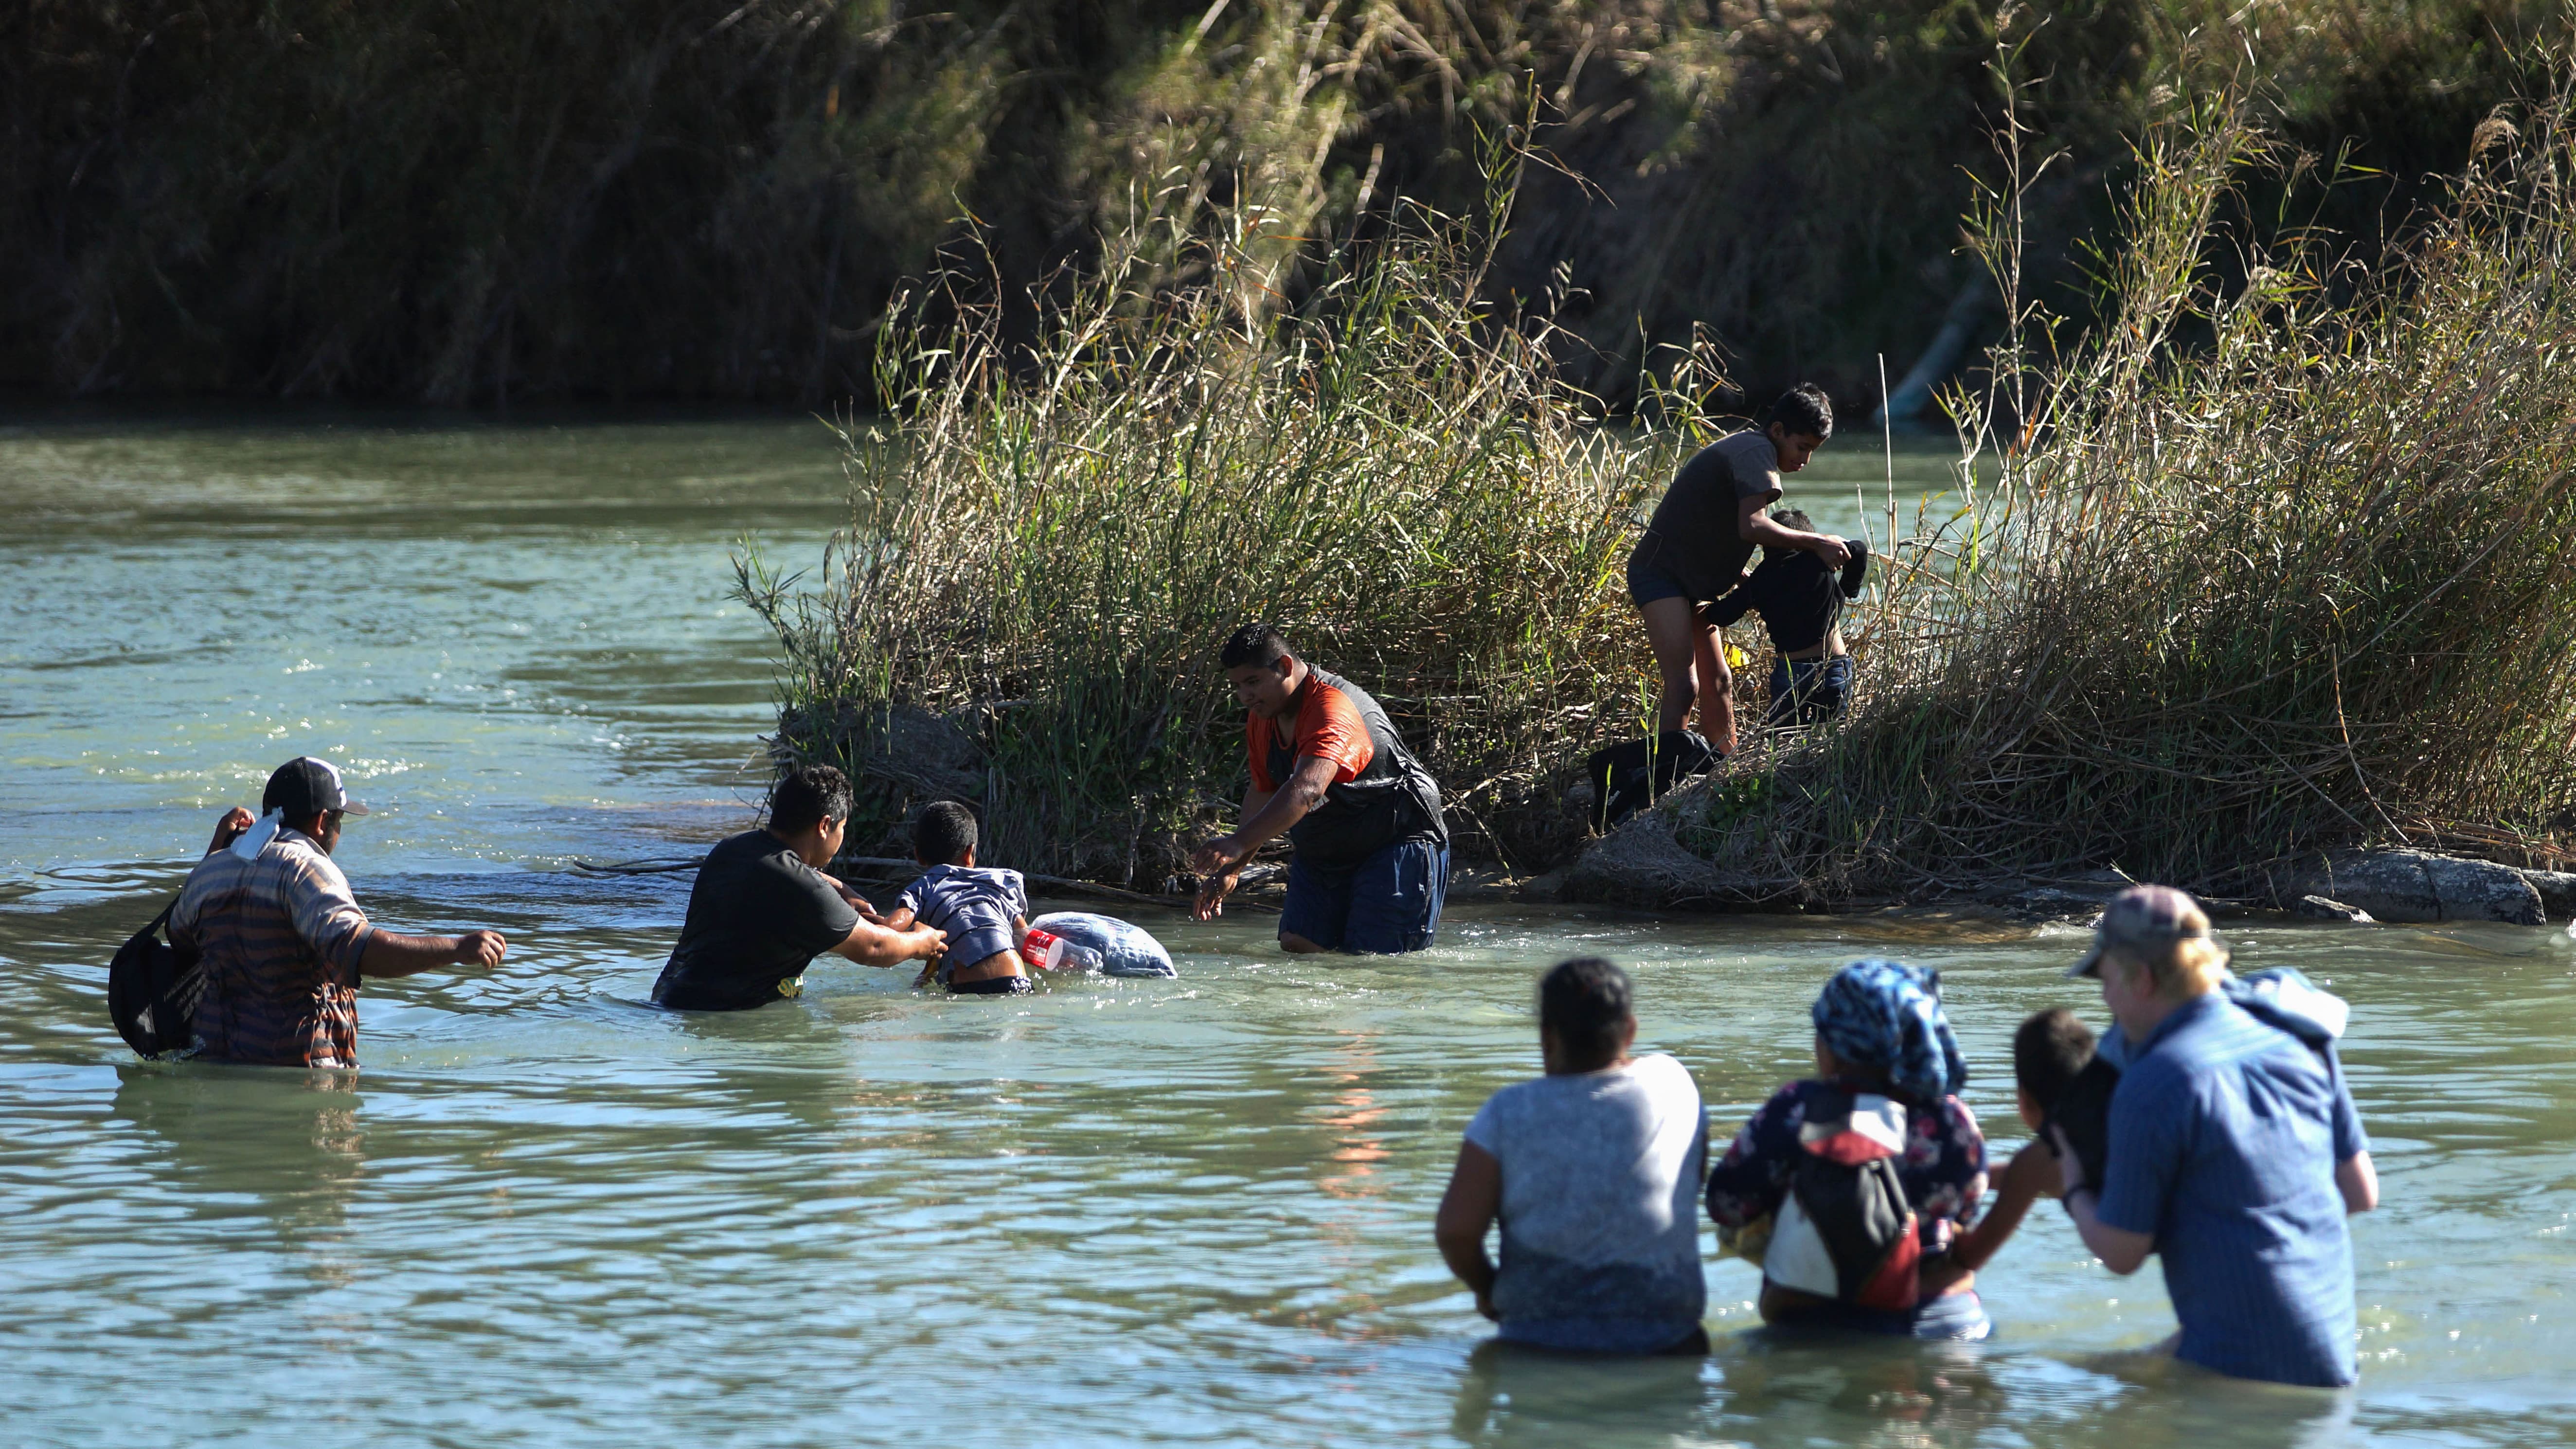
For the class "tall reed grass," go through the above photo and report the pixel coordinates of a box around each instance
[737,164,1719,882]
[1679,84,2576,899]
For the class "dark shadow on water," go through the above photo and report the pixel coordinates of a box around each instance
[1448,1337,1715,1449]
[1447,1324,2361,1449]
[109,1061,367,1236]
[1705,1329,2011,1446]
[2025,1348,2360,1449]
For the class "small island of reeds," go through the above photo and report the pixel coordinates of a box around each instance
[738,86,2576,907]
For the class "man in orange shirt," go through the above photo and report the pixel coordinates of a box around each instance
[1191,625,1450,953]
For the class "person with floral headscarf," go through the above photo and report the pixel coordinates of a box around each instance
[1705,959,1991,1338]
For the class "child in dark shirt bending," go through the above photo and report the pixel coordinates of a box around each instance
[878,801,1050,996]
[1705,507,1868,728]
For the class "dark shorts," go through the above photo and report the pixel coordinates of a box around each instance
[1766,653,1854,728]
[1626,552,1692,608]
[1279,837,1450,954]
[1497,1319,1711,1356]
[948,974,1033,996]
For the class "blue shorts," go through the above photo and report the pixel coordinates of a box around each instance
[1766,653,1854,727]
[1626,552,1692,608]
[1279,837,1450,954]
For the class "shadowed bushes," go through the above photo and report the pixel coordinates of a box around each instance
[8,1,2565,406]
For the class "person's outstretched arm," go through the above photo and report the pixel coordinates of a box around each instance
[1736,493,1852,566]
[1191,759,1336,919]
[1947,1141,2055,1271]
[1704,571,1762,629]
[1190,784,1272,919]
[362,929,508,979]
[819,873,877,918]
[1214,753,1338,864]
[830,916,946,968]
[1434,1140,1504,1321]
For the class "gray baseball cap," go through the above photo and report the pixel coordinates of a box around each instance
[2067,884,2226,978]
[261,756,371,819]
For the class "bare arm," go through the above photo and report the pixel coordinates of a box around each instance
[829,916,946,967]
[361,929,507,979]
[2059,1188,2154,1273]
[1735,491,1851,566]
[818,873,877,918]
[1220,755,1338,862]
[1433,1140,1504,1321]
[1947,1141,2058,1272]
[205,807,256,855]
[2338,1152,2379,1214]
[1185,773,1298,918]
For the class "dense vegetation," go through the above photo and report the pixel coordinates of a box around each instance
[746,59,2576,894]
[1675,86,2576,897]
[7,0,2560,406]
[735,170,1702,880]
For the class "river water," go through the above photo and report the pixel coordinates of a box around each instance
[3,413,2570,1448]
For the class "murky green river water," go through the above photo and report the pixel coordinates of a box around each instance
[3,413,2571,1448]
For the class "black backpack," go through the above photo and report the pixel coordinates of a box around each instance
[107,899,203,1059]
[1763,1088,1923,1312]
[1582,730,1717,833]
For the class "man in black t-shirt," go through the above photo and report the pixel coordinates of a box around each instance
[651,766,947,1010]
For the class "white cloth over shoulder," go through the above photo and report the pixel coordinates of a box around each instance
[1463,1052,1708,1350]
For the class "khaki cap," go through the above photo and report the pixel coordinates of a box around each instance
[2068,884,2228,978]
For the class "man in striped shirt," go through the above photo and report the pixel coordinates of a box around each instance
[173,756,508,1068]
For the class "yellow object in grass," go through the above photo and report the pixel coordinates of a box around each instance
[1725,643,1750,671]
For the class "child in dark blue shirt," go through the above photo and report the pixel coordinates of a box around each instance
[1705,507,1868,727]
[878,801,1039,996]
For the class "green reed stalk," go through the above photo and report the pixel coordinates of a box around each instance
[738,173,1717,882]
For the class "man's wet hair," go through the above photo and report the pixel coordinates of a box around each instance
[1770,383,1834,441]
[2013,1007,2098,1107]
[1539,956,1635,1071]
[769,764,854,836]
[912,800,979,865]
[1219,623,1293,671]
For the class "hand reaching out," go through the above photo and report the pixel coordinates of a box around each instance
[453,930,509,968]
[1193,868,1240,922]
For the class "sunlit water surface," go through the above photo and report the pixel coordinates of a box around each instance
[3,415,2572,1448]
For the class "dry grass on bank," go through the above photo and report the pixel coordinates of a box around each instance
[736,171,1713,883]
[1682,90,2576,899]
